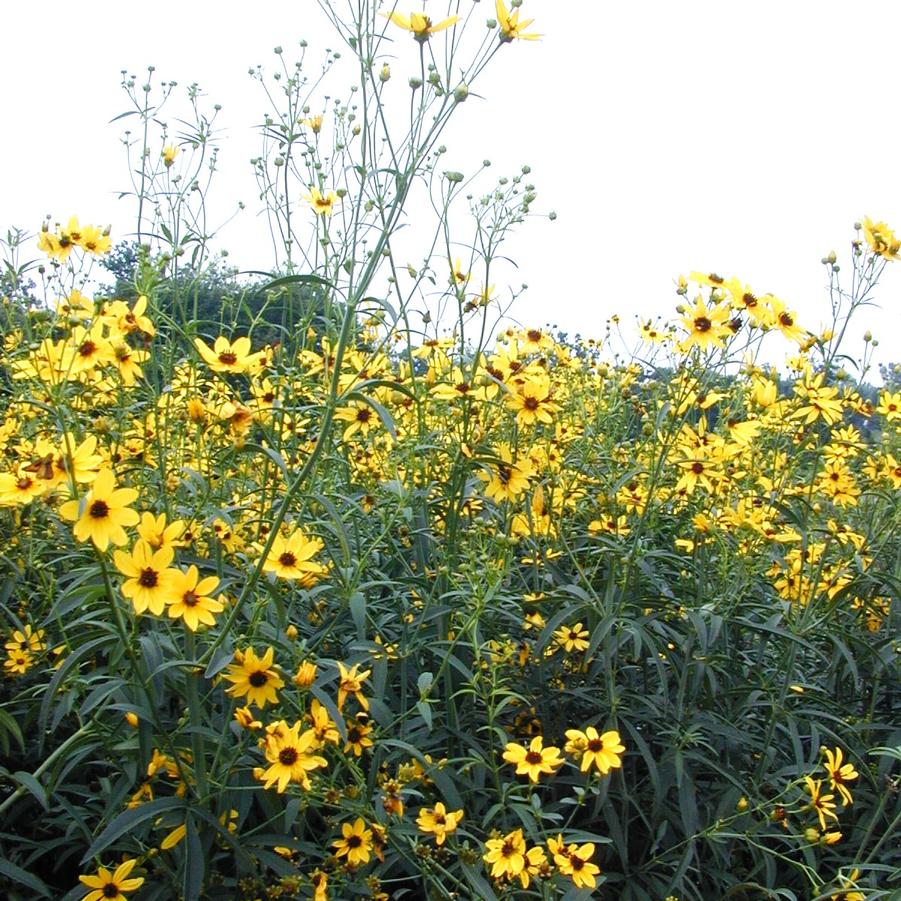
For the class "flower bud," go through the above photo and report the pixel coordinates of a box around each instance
[453,83,469,103]
[379,63,391,82]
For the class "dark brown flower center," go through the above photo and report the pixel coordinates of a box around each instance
[347,835,362,848]
[218,352,238,366]
[587,738,604,752]
[89,500,110,519]
[79,341,97,358]
[279,747,298,765]
[249,670,268,687]
[104,884,121,899]
[780,313,793,327]
[279,552,297,568]
[525,751,543,765]
[694,317,711,333]
[182,591,199,607]
[138,568,159,588]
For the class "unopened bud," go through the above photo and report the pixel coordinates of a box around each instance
[453,83,469,102]
[379,63,391,82]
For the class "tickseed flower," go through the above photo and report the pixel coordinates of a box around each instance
[300,114,323,133]
[136,511,185,551]
[165,565,224,631]
[483,828,527,881]
[332,817,374,867]
[293,660,318,688]
[336,661,371,711]
[862,216,900,261]
[78,858,144,901]
[678,295,732,352]
[5,625,46,656]
[553,622,590,653]
[113,540,179,616]
[384,11,458,43]
[344,714,374,756]
[223,647,285,708]
[162,144,179,167]
[193,335,257,374]
[564,726,625,775]
[804,775,838,831]
[503,736,564,783]
[303,187,339,216]
[310,870,328,901]
[417,802,463,845]
[59,468,140,551]
[480,444,533,503]
[262,528,327,582]
[260,720,327,792]
[506,374,560,427]
[495,0,540,42]
[547,835,602,890]
[234,706,262,730]
[823,747,858,806]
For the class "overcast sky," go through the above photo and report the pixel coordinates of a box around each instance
[3,1,900,371]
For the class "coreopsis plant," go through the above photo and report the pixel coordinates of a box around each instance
[1,2,900,899]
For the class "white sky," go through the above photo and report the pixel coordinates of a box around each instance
[2,1,900,373]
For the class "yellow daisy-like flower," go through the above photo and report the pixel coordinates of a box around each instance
[384,11,458,43]
[262,528,327,582]
[222,647,285,708]
[113,540,179,616]
[336,661,372,711]
[553,622,590,653]
[417,802,463,846]
[495,0,540,42]
[564,726,625,775]
[164,565,224,631]
[193,335,257,374]
[303,187,339,217]
[78,858,144,901]
[547,835,601,889]
[59,468,140,552]
[822,747,858,807]
[260,720,327,793]
[332,817,374,867]
[862,216,900,261]
[483,828,527,881]
[502,736,564,783]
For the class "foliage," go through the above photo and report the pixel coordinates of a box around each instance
[1,4,900,901]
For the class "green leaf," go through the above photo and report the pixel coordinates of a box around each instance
[0,859,52,898]
[13,770,48,811]
[81,797,185,863]
[182,815,205,901]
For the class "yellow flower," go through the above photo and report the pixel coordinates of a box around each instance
[162,144,179,167]
[822,747,858,807]
[502,736,564,783]
[480,444,533,503]
[862,216,900,261]
[547,835,601,889]
[300,114,323,133]
[293,660,318,688]
[332,817,373,867]
[222,647,285,708]
[164,565,224,631]
[113,540,179,616]
[59,468,140,551]
[78,858,144,901]
[193,335,257,374]
[260,720,327,792]
[384,11,458,43]
[495,0,540,42]
[804,775,838,831]
[303,187,339,216]
[678,295,732,352]
[336,661,371,711]
[483,828,527,881]
[344,715,374,756]
[417,802,463,845]
[553,622,590,653]
[262,528,327,583]
[564,726,625,775]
